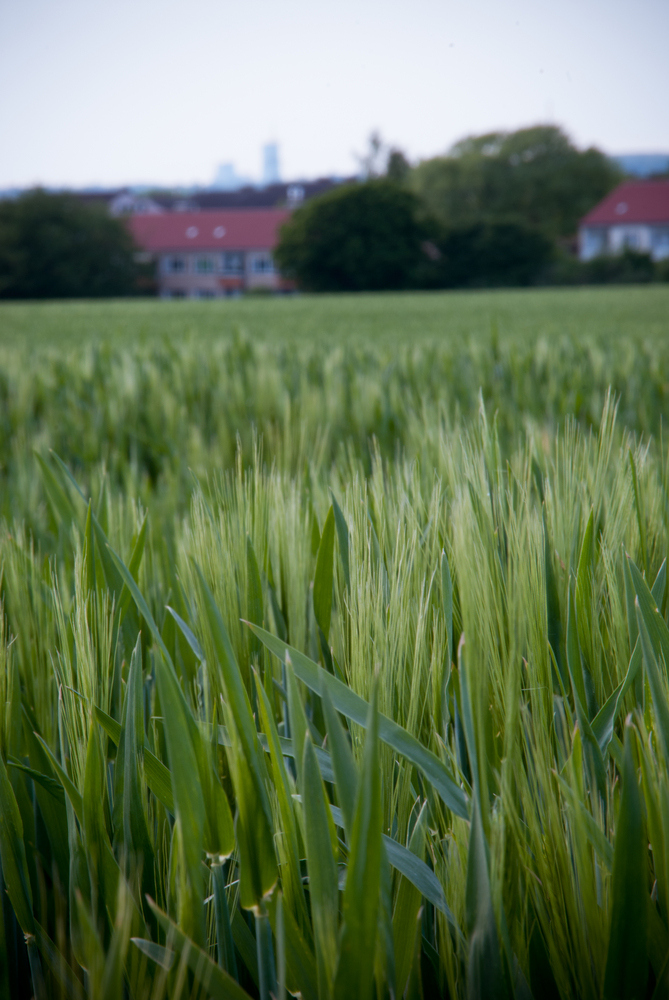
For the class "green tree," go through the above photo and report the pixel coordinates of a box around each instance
[274,180,429,292]
[411,125,622,239]
[421,220,554,288]
[0,189,140,299]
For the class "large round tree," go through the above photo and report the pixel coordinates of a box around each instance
[274,180,429,292]
[0,189,140,299]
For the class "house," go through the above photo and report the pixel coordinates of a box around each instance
[579,180,669,261]
[128,209,292,297]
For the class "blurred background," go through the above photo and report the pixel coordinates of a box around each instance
[1,0,668,296]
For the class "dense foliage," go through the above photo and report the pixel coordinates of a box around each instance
[0,291,669,999]
[422,220,554,288]
[274,181,429,291]
[410,125,622,240]
[0,190,141,299]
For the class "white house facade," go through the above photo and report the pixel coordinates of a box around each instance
[579,181,669,262]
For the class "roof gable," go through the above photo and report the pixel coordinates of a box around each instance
[581,180,669,226]
[128,208,291,251]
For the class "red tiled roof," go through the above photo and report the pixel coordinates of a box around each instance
[128,208,291,251]
[581,181,669,226]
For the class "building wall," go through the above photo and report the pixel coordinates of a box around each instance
[579,224,669,261]
[156,250,283,297]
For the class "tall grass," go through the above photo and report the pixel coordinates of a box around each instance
[1,375,669,996]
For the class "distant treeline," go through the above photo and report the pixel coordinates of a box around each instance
[1,126,667,298]
[275,126,669,291]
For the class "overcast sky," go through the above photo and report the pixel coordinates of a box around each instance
[1,0,667,189]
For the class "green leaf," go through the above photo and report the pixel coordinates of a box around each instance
[543,511,565,690]
[302,733,339,996]
[567,580,606,800]
[465,796,510,1000]
[226,712,277,911]
[628,557,669,669]
[321,683,357,837]
[194,564,270,814]
[436,551,454,735]
[255,907,278,1000]
[122,636,155,899]
[592,638,641,754]
[147,897,254,1000]
[131,937,175,970]
[334,681,383,1000]
[254,675,309,929]
[166,605,204,662]
[35,452,77,529]
[247,624,469,820]
[330,491,351,592]
[34,921,85,1000]
[313,505,335,639]
[636,600,669,762]
[107,543,172,666]
[0,753,34,935]
[392,803,427,997]
[82,719,119,914]
[213,864,238,979]
[629,449,648,575]
[269,895,318,1000]
[84,500,96,593]
[153,652,206,945]
[567,579,588,713]
[624,553,640,656]
[94,705,174,814]
[441,550,453,671]
[285,655,309,792]
[575,507,595,671]
[246,535,264,659]
[34,733,84,824]
[652,559,667,615]
[603,724,648,1000]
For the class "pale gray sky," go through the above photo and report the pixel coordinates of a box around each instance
[1,0,667,189]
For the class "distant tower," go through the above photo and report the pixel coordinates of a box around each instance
[262,143,280,186]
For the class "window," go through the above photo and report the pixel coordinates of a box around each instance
[222,252,244,274]
[622,231,640,251]
[197,289,216,299]
[195,255,215,274]
[164,255,186,273]
[251,253,274,273]
[653,229,669,260]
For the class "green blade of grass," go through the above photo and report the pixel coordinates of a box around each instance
[153,652,206,945]
[0,753,34,935]
[321,683,357,837]
[94,705,174,814]
[246,624,469,819]
[465,796,510,1000]
[147,897,254,1000]
[313,505,335,640]
[603,724,648,1000]
[246,535,264,659]
[330,491,351,592]
[302,732,339,996]
[333,682,383,1000]
[636,600,669,762]
[122,636,155,899]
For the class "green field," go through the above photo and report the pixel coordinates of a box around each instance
[1,287,669,999]
[2,285,669,348]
